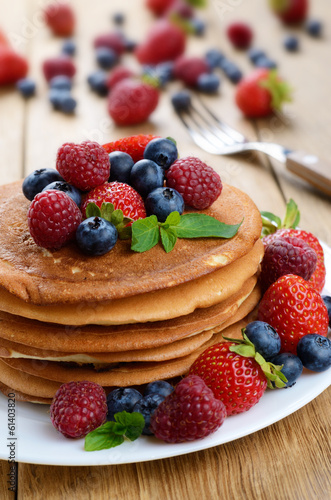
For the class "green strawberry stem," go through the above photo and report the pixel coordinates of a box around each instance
[259,69,292,111]
[261,198,300,237]
[85,202,133,240]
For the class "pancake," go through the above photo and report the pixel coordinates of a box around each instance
[0,382,53,404]
[0,239,263,325]
[0,181,262,305]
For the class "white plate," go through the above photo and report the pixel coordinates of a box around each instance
[0,243,330,466]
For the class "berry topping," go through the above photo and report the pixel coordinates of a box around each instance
[56,141,110,191]
[22,168,64,201]
[144,380,174,398]
[106,387,142,421]
[102,134,159,163]
[244,321,281,360]
[130,159,164,199]
[108,151,134,184]
[42,180,82,207]
[226,22,253,49]
[133,394,165,435]
[297,334,331,372]
[50,381,107,439]
[150,375,227,443]
[145,187,184,222]
[76,217,118,256]
[143,137,178,170]
[166,157,222,209]
[27,190,82,250]
[270,353,303,387]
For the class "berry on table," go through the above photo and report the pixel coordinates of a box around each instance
[248,48,267,64]
[244,321,281,360]
[197,73,221,93]
[22,168,64,201]
[297,334,331,372]
[270,353,303,387]
[150,375,227,443]
[173,55,210,87]
[191,18,206,37]
[106,387,142,421]
[76,217,118,256]
[305,19,323,37]
[270,0,308,24]
[28,190,82,249]
[205,48,226,69]
[283,35,300,51]
[112,12,125,25]
[143,137,178,170]
[145,187,184,222]
[43,2,75,37]
[133,394,165,435]
[144,380,174,398]
[42,56,76,82]
[95,46,118,70]
[145,0,176,17]
[87,70,108,96]
[0,48,28,85]
[108,151,134,184]
[93,31,126,56]
[221,60,243,84]
[16,78,36,98]
[102,134,159,163]
[166,157,222,210]
[49,75,72,90]
[130,159,164,199]
[50,381,107,439]
[226,22,253,49]
[42,181,82,207]
[61,38,76,56]
[255,57,278,69]
[171,90,192,112]
[322,296,331,327]
[56,141,110,191]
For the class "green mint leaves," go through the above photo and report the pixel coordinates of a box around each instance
[261,198,300,237]
[131,212,242,253]
[84,411,145,452]
[85,202,133,240]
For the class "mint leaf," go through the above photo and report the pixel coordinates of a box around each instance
[161,211,181,229]
[260,211,282,229]
[174,213,242,239]
[85,202,101,218]
[114,412,145,442]
[131,216,160,252]
[160,227,177,253]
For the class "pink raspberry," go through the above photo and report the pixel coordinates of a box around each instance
[42,55,76,82]
[166,157,222,209]
[56,141,110,191]
[28,190,82,249]
[150,375,227,443]
[50,381,107,439]
[227,22,253,49]
[173,55,210,87]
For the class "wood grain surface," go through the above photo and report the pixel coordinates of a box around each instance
[0,0,330,499]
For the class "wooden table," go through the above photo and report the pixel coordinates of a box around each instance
[0,0,330,498]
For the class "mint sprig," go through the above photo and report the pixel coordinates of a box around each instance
[85,202,133,240]
[84,411,145,452]
[131,212,242,253]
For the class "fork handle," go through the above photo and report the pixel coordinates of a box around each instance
[286,151,331,196]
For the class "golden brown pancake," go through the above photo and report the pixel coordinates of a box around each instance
[0,382,53,404]
[0,181,262,305]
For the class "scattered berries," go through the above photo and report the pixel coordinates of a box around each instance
[145,0,176,17]
[93,31,126,56]
[56,141,110,191]
[22,168,64,201]
[305,19,323,37]
[50,381,107,439]
[42,55,76,82]
[270,0,308,24]
[143,137,178,170]
[145,187,184,222]
[150,375,227,443]
[108,151,134,184]
[102,134,159,163]
[284,35,300,52]
[227,22,253,49]
[244,321,281,360]
[166,157,222,209]
[0,48,28,85]
[76,217,118,256]
[197,73,221,93]
[28,190,82,249]
[173,55,210,87]
[297,334,331,372]
[171,90,192,112]
[130,159,164,199]
[16,78,36,98]
[87,70,108,96]
[270,353,303,387]
[106,65,135,89]
[95,46,118,70]
[43,2,75,37]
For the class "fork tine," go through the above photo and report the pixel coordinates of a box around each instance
[190,104,236,146]
[176,110,223,155]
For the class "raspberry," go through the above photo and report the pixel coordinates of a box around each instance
[42,55,76,82]
[93,31,126,56]
[43,2,75,37]
[102,134,159,163]
[28,190,82,249]
[173,55,210,87]
[166,157,222,209]
[227,22,253,49]
[261,236,317,292]
[150,375,226,443]
[50,381,107,439]
[56,141,110,191]
[81,181,146,222]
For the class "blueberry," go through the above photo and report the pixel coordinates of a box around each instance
[205,48,226,69]
[22,168,64,201]
[156,61,174,87]
[255,57,277,69]
[144,380,174,398]
[248,48,266,64]
[113,12,125,25]
[49,75,72,91]
[76,217,118,256]
[221,61,243,83]
[48,89,76,113]
[197,72,220,93]
[130,159,164,199]
[271,353,303,388]
[244,321,281,360]
[171,90,192,112]
[16,78,36,98]
[108,151,134,184]
[284,35,299,52]
[305,19,322,37]
[145,187,184,222]
[123,38,137,52]
[95,46,118,70]
[191,18,206,36]
[322,296,331,327]
[87,70,108,96]
[106,388,142,421]
[297,334,331,372]
[133,394,165,435]
[144,138,178,170]
[61,39,76,56]
[42,181,82,207]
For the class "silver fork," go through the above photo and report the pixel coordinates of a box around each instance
[174,95,331,197]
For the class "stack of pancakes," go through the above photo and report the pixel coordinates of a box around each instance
[0,181,263,404]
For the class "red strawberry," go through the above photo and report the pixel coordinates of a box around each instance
[0,29,9,47]
[227,22,253,49]
[269,0,308,24]
[146,0,176,16]
[102,134,159,162]
[107,78,159,126]
[258,275,329,354]
[135,18,186,65]
[93,31,126,56]
[235,68,292,118]
[42,55,76,82]
[106,65,135,90]
[173,56,210,87]
[43,2,75,37]
[0,48,28,85]
[81,181,146,222]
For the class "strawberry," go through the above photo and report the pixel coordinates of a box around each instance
[0,29,9,47]
[146,0,176,16]
[235,68,292,118]
[43,2,75,37]
[258,275,329,355]
[269,0,308,24]
[135,18,186,65]
[102,134,159,162]
[0,48,28,85]
[106,65,135,90]
[107,78,160,126]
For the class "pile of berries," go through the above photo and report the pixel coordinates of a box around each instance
[24,134,222,254]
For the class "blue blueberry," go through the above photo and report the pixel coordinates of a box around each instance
[271,353,303,388]
[123,38,137,52]
[106,388,142,422]
[16,78,36,98]
[42,181,82,207]
[255,57,277,69]
[322,296,331,327]
[205,48,226,69]
[145,187,184,222]
[76,217,118,256]
[297,334,331,372]
[197,72,220,93]
[87,70,108,96]
[61,39,76,56]
[133,394,165,435]
[248,48,266,64]
[49,75,72,91]
[244,321,281,360]
[221,61,243,83]
[144,380,174,399]
[144,138,178,170]
[108,151,134,184]
[130,159,164,199]
[22,168,64,201]
[156,61,174,87]
[48,89,76,113]
[113,12,125,25]
[305,19,322,37]
[284,35,299,52]
[191,18,206,36]
[171,90,192,112]
[95,46,118,70]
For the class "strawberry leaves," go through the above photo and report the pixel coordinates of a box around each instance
[261,198,300,237]
[258,69,292,111]
[86,202,133,240]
